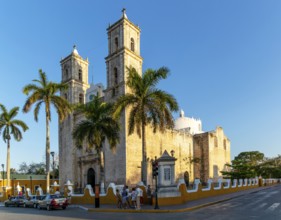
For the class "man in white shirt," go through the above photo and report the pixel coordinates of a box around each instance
[136,187,143,210]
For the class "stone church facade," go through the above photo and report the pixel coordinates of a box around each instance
[59,11,231,191]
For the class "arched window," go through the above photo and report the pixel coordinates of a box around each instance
[130,38,135,52]
[64,93,67,100]
[65,68,68,79]
[78,69,82,81]
[213,165,219,177]
[114,67,118,85]
[214,136,218,148]
[79,93,84,104]
[115,37,118,51]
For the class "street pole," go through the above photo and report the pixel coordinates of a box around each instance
[30,176,33,194]
[153,156,159,209]
[1,164,4,188]
[50,152,55,184]
[154,175,159,209]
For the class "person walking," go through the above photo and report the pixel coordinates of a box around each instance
[147,185,152,205]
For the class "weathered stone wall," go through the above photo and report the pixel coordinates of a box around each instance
[208,127,231,181]
[193,132,209,182]
[123,126,194,186]
[193,127,231,183]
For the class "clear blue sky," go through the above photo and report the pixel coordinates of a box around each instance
[1,0,281,169]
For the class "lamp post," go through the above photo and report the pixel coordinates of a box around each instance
[1,164,4,188]
[30,176,33,194]
[152,156,159,209]
[50,152,55,184]
[12,178,16,196]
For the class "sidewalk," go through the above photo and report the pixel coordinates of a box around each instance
[72,185,278,213]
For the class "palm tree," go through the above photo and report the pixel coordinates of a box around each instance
[22,69,72,193]
[72,95,120,186]
[0,104,28,187]
[113,66,179,185]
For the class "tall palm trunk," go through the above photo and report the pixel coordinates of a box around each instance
[141,121,147,185]
[46,114,50,193]
[6,139,10,187]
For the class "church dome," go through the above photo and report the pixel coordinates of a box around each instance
[174,109,203,135]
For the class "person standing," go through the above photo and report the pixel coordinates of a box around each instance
[121,187,128,209]
[147,185,152,205]
[131,188,137,209]
[136,187,143,210]
[125,185,132,208]
[116,189,122,209]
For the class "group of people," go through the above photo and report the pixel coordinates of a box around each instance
[116,185,144,210]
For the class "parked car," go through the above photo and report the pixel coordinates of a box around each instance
[24,195,46,208]
[4,196,26,207]
[37,194,68,211]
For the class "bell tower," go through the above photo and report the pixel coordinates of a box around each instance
[104,8,143,102]
[59,46,89,188]
[103,10,143,185]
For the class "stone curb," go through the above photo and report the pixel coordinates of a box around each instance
[85,196,237,213]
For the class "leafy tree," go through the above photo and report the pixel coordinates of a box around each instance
[18,161,46,174]
[18,162,29,174]
[10,168,17,174]
[113,67,179,184]
[22,69,72,192]
[0,105,28,186]
[221,151,265,179]
[234,151,264,166]
[256,155,281,178]
[72,95,120,185]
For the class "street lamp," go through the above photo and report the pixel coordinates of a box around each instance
[30,176,33,194]
[1,164,4,188]
[50,152,55,183]
[12,178,16,196]
[153,156,159,209]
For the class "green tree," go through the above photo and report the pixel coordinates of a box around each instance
[72,95,120,185]
[22,69,72,192]
[256,155,281,178]
[0,105,28,186]
[18,161,46,174]
[221,151,265,180]
[113,67,179,184]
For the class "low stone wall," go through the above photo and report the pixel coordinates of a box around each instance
[1,178,279,205]
[70,184,145,205]
[68,178,280,206]
[156,178,279,206]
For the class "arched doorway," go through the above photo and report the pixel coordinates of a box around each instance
[87,168,95,190]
